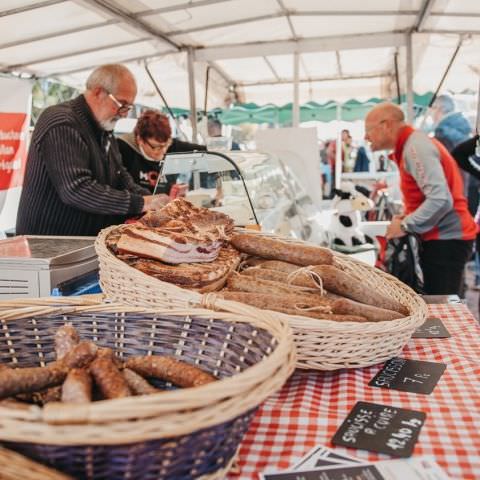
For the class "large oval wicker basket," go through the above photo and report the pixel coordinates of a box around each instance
[96,226,427,370]
[0,296,295,480]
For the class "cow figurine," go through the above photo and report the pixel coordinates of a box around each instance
[328,182,375,250]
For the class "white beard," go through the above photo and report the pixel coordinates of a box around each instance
[100,115,121,131]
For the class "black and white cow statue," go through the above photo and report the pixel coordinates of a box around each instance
[328,182,375,250]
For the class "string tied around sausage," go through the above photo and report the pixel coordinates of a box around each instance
[287,267,325,296]
[293,303,332,314]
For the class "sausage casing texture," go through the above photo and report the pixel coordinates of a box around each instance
[54,323,80,360]
[331,298,403,322]
[60,341,98,369]
[122,368,159,395]
[231,234,333,266]
[125,356,216,388]
[90,356,131,399]
[17,385,63,405]
[227,274,329,305]
[242,267,320,289]
[218,291,366,321]
[311,265,408,315]
[0,365,67,399]
[61,368,92,403]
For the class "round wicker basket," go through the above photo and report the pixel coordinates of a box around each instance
[96,226,427,370]
[0,296,295,479]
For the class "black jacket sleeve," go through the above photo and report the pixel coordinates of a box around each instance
[451,135,480,180]
[42,125,145,216]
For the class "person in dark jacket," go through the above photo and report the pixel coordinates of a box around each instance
[16,64,168,236]
[452,134,480,289]
[118,109,206,195]
[451,135,480,179]
[432,95,471,152]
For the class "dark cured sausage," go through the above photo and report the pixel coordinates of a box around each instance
[125,356,216,388]
[219,291,366,321]
[231,234,333,266]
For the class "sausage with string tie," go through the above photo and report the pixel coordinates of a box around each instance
[231,234,334,266]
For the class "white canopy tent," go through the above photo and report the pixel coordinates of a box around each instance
[1,0,480,130]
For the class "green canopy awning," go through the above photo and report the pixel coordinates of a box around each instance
[215,92,434,126]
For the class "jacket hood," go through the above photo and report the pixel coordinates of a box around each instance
[118,132,142,155]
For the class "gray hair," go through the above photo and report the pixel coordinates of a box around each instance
[433,94,455,114]
[85,64,135,94]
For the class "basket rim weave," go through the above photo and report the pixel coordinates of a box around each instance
[0,296,296,444]
[96,225,427,334]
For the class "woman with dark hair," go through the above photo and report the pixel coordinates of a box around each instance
[118,109,205,194]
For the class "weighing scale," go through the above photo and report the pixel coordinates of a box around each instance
[0,236,98,299]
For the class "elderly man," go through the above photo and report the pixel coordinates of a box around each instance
[364,103,476,295]
[16,64,168,236]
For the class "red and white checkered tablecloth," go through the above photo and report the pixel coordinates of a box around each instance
[230,304,480,480]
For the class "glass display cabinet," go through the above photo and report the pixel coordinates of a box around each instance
[161,150,325,244]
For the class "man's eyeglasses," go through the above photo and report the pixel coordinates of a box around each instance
[108,92,134,114]
[144,138,172,152]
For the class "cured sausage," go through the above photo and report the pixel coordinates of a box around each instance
[60,341,98,369]
[311,265,408,315]
[61,368,92,403]
[125,356,216,388]
[0,365,66,399]
[54,324,80,360]
[231,234,333,266]
[242,267,320,289]
[89,357,131,399]
[123,368,159,395]
[219,291,366,321]
[227,274,329,304]
[331,298,403,322]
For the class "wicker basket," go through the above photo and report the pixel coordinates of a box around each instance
[0,296,295,479]
[96,226,427,370]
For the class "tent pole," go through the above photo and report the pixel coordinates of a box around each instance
[335,103,342,189]
[406,32,414,123]
[187,46,198,142]
[394,50,401,104]
[293,51,300,127]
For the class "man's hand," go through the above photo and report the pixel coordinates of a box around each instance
[386,215,407,240]
[142,194,170,212]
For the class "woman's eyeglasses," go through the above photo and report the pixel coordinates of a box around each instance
[108,92,134,114]
[144,138,172,152]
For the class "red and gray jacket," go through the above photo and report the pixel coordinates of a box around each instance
[393,125,477,242]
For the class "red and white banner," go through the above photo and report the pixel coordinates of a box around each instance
[0,77,32,233]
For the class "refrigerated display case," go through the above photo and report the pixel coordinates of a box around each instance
[161,150,326,244]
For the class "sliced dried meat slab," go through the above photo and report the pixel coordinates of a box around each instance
[126,244,241,291]
[117,199,235,264]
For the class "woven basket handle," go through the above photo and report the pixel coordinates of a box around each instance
[200,293,282,324]
[42,402,91,425]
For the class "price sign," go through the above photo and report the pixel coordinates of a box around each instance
[332,401,426,457]
[412,318,451,338]
[368,357,446,395]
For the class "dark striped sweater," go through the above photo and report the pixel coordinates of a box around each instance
[16,95,148,236]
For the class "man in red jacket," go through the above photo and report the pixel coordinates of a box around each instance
[364,103,476,295]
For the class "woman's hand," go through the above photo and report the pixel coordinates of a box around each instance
[142,194,170,212]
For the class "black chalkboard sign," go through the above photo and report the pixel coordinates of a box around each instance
[369,357,446,394]
[331,401,426,457]
[412,318,451,338]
